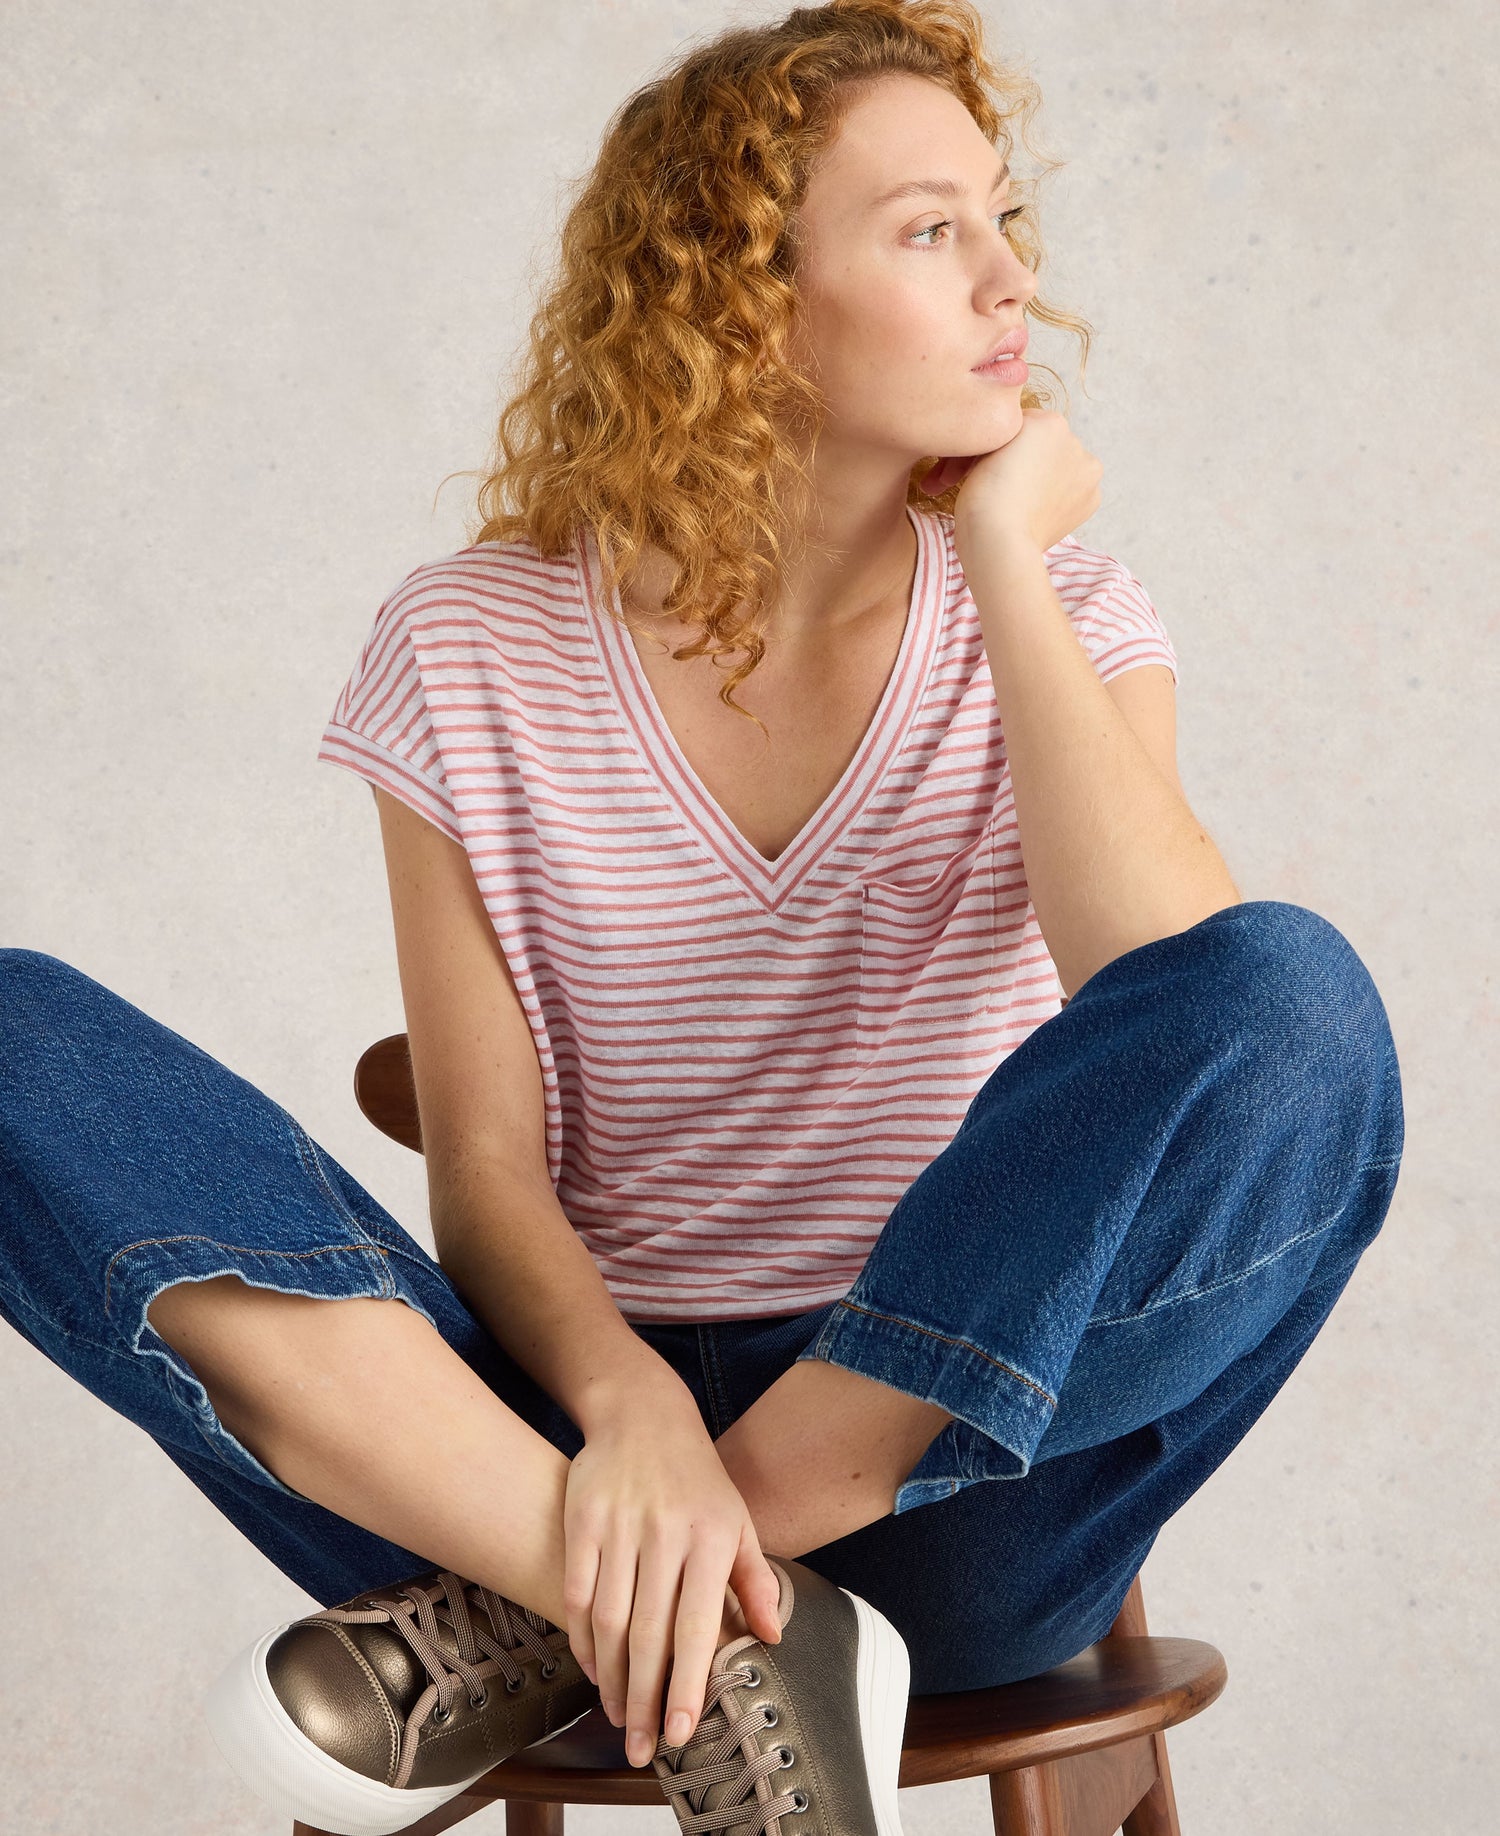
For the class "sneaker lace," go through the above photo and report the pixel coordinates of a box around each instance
[654,1659,805,1836]
[335,1569,562,1720]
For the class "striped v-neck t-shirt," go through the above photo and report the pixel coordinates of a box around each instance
[316,506,1179,1323]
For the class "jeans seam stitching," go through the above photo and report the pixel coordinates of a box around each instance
[283,1117,398,1295]
[1085,1207,1353,1329]
[698,1326,728,1437]
[832,1296,1058,1407]
[102,1236,392,1318]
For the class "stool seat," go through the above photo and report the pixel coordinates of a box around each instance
[292,1619,1224,1836]
[484,1632,1226,1804]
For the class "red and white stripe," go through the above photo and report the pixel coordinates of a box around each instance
[317,510,1179,1322]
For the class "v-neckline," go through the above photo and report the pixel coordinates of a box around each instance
[579,503,944,913]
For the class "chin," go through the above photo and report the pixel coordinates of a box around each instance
[950,407,1026,449]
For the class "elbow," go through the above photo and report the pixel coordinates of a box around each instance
[1056,895,1246,1002]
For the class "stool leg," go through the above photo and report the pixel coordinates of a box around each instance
[1121,1732,1182,1836]
[989,1762,1064,1833]
[990,1736,1165,1836]
[505,1802,565,1836]
[1107,1576,1184,1834]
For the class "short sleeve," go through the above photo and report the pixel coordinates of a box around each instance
[1051,539,1181,688]
[315,577,464,846]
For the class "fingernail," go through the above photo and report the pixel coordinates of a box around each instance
[666,1710,691,1744]
[580,1658,597,1684]
[605,1699,624,1724]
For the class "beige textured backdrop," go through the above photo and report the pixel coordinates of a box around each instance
[3,3,1495,1832]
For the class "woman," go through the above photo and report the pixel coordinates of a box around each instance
[0,4,1404,1834]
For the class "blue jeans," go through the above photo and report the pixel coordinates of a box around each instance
[0,901,1403,1693]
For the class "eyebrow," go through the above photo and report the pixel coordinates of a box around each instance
[869,159,1011,211]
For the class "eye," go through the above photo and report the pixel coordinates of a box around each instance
[908,205,1025,248]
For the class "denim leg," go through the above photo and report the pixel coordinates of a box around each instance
[692,1141,1398,1695]
[792,1199,1395,1691]
[794,901,1405,1513]
[0,949,612,1606]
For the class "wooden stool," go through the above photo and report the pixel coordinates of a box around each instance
[305,1036,1230,1836]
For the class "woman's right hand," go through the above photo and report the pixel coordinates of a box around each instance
[562,1370,784,1770]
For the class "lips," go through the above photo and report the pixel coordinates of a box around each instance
[973,326,1028,367]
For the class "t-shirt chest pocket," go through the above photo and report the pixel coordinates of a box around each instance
[856,824,998,1055]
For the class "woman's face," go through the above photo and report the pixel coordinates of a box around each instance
[788,73,1039,471]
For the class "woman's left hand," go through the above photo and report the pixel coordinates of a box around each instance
[917,408,1103,554]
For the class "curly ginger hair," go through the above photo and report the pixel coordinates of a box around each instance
[461,0,1093,733]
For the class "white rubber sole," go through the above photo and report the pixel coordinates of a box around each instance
[840,1586,912,1836]
[202,1617,594,1836]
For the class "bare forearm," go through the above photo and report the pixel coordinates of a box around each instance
[431,1158,687,1432]
[960,519,1240,994]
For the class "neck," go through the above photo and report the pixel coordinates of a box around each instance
[622,508,919,647]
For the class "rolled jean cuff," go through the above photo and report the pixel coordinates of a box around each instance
[105,1229,408,1502]
[795,1295,1057,1514]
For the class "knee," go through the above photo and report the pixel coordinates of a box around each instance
[0,949,130,1037]
[1204,900,1373,1013]
[0,953,126,1134]
[0,948,92,1016]
[0,947,74,981]
[0,952,64,1069]
[1203,901,1405,1168]
[1201,901,1395,1065]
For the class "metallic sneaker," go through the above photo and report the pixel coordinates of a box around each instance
[652,1552,911,1836]
[203,1565,599,1836]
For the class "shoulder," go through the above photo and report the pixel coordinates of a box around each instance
[376,536,574,632]
[1041,533,1149,605]
[346,539,595,691]
[1045,536,1179,687]
[936,515,1177,678]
